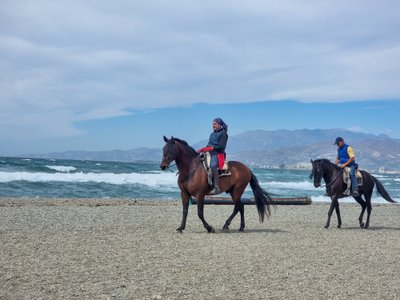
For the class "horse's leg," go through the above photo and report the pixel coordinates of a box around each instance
[177,191,190,233]
[325,196,337,228]
[222,202,240,231]
[238,203,245,231]
[334,199,342,228]
[354,195,367,228]
[225,188,247,231]
[196,196,215,233]
[364,191,373,229]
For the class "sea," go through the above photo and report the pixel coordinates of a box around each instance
[1,157,399,203]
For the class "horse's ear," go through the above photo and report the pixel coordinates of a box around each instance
[163,136,169,143]
[310,159,314,163]
[171,136,175,143]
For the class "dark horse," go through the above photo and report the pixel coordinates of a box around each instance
[160,136,272,233]
[310,159,396,229]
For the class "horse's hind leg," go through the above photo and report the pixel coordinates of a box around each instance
[354,195,367,228]
[238,203,245,231]
[226,189,247,231]
[223,203,240,231]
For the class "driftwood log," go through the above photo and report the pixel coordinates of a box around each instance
[190,196,312,205]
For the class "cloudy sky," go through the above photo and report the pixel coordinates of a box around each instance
[1,1,400,155]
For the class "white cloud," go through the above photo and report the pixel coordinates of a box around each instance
[0,0,400,140]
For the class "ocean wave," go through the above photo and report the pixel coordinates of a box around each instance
[263,181,316,191]
[311,195,357,203]
[46,165,77,173]
[371,174,386,179]
[311,195,331,202]
[0,171,178,187]
[311,195,399,204]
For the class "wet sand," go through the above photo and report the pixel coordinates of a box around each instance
[1,198,400,299]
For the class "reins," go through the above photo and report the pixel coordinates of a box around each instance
[319,169,343,188]
[166,163,177,173]
[178,158,202,182]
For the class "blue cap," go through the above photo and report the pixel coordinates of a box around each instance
[334,137,344,145]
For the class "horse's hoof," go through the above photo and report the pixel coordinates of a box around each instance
[324,224,329,229]
[364,225,369,229]
[222,226,229,232]
[337,225,341,228]
[359,223,365,228]
[176,228,183,233]
[208,226,215,233]
[239,227,245,232]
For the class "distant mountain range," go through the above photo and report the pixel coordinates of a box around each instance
[28,129,400,171]
[29,147,162,163]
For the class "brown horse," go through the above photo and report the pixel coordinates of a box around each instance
[160,136,272,233]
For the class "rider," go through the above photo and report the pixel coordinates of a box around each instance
[334,137,359,197]
[197,118,228,194]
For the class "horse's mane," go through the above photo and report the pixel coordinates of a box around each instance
[174,138,198,157]
[318,158,341,171]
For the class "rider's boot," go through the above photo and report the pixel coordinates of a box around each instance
[210,169,221,195]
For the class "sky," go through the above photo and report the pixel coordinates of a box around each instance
[1,1,400,155]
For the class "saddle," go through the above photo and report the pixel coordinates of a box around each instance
[200,152,231,187]
[343,166,363,195]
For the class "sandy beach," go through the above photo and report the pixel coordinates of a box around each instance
[1,198,399,299]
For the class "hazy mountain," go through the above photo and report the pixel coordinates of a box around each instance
[220,129,400,170]
[228,138,400,171]
[28,148,162,163]
[27,129,400,171]
[194,128,394,152]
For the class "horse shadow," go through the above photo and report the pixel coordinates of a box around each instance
[341,226,400,231]
[217,228,287,234]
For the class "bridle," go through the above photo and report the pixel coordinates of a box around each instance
[310,160,343,189]
[161,141,178,172]
[320,169,343,188]
[161,141,199,181]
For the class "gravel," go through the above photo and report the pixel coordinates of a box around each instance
[1,198,399,299]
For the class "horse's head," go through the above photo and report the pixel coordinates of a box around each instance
[310,159,324,188]
[160,136,178,170]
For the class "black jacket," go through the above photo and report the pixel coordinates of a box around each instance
[207,129,228,154]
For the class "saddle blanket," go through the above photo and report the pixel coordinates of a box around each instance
[343,167,363,195]
[203,152,230,174]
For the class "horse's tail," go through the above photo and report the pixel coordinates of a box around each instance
[249,171,272,222]
[372,176,397,203]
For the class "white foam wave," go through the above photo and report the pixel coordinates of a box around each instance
[46,165,77,173]
[311,195,399,204]
[371,174,386,179]
[311,195,331,203]
[263,181,316,191]
[0,171,178,186]
[311,195,357,203]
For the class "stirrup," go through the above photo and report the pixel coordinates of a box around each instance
[210,187,221,195]
[351,190,360,197]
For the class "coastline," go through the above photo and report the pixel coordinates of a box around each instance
[1,198,400,299]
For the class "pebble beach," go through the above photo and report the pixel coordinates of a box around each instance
[1,198,400,299]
